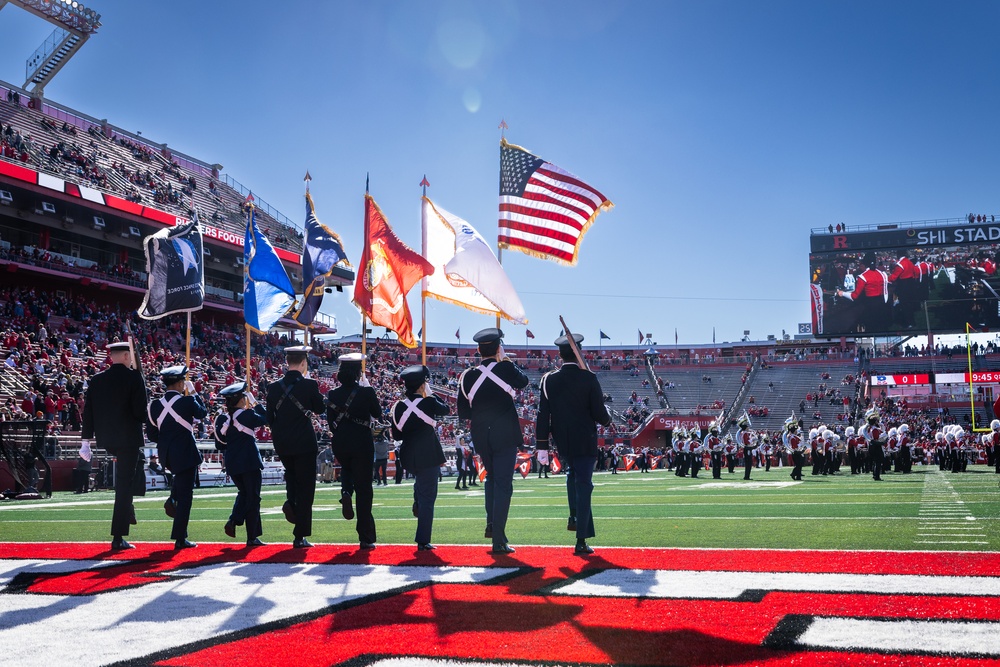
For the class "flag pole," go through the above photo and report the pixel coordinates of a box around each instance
[420,175,429,366]
[361,177,369,375]
[244,323,252,387]
[185,311,192,392]
[244,199,255,388]
[361,314,368,373]
[495,120,508,331]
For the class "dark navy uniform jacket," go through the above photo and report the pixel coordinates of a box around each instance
[147,390,208,473]
[326,381,382,455]
[536,362,611,458]
[82,363,147,453]
[265,370,326,457]
[456,358,529,450]
[213,405,267,476]
[390,393,449,471]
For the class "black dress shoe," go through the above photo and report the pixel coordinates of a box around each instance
[490,544,515,554]
[462,485,468,490]
[110,538,134,550]
[163,498,176,518]
[282,500,297,524]
[484,525,493,539]
[292,538,313,548]
[224,521,236,538]
[246,538,266,547]
[359,542,377,550]
[174,539,197,550]
[417,543,436,551]
[567,517,577,532]
[574,542,595,555]
[340,494,354,520]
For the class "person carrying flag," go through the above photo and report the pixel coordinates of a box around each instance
[326,352,382,549]
[392,365,450,551]
[147,364,207,550]
[266,346,327,548]
[535,333,611,555]
[458,328,529,554]
[214,381,268,547]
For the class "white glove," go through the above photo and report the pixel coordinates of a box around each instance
[245,393,258,407]
[184,380,196,395]
[79,440,92,462]
[359,374,371,388]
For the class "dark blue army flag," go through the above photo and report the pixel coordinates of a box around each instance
[292,192,351,327]
[244,206,296,334]
[138,211,205,319]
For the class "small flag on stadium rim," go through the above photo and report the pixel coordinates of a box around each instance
[138,211,204,320]
[675,328,678,346]
[353,194,433,349]
[244,206,296,334]
[292,193,351,327]
[600,330,611,340]
[455,328,461,340]
[422,197,527,323]
[638,329,644,345]
[526,329,535,339]
[498,138,613,266]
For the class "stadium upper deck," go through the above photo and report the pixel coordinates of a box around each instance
[0,79,352,324]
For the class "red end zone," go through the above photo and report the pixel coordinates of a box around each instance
[2,543,999,667]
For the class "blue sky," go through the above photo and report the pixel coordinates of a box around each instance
[1,1,999,348]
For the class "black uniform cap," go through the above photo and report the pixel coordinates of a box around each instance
[400,364,430,392]
[159,364,188,383]
[554,332,584,354]
[219,381,247,397]
[473,328,504,344]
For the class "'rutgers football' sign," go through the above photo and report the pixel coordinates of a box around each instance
[1,543,998,666]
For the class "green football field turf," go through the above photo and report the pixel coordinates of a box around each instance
[2,465,999,551]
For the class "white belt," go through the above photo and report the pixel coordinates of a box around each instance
[463,362,516,404]
[393,397,436,430]
[220,408,256,439]
[149,393,193,433]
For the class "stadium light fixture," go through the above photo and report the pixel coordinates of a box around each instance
[0,190,13,205]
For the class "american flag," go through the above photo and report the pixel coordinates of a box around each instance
[498,139,612,265]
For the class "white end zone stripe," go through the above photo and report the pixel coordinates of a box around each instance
[0,560,518,667]
[37,171,65,192]
[550,569,1000,600]
[776,616,1000,657]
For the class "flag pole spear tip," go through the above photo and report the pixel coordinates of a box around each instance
[420,174,430,196]
[366,173,370,194]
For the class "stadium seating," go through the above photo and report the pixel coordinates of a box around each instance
[0,88,302,255]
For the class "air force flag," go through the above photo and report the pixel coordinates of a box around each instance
[244,206,296,334]
[138,213,205,319]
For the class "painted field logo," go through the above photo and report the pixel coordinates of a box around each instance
[1,543,998,666]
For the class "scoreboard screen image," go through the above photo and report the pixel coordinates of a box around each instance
[808,221,1000,337]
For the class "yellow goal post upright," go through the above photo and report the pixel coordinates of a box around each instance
[967,322,992,433]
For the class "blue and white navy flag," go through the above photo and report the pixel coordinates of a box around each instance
[244,206,296,333]
[138,211,205,319]
[292,192,350,327]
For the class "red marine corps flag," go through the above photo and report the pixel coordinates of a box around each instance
[353,194,434,348]
[499,138,612,265]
